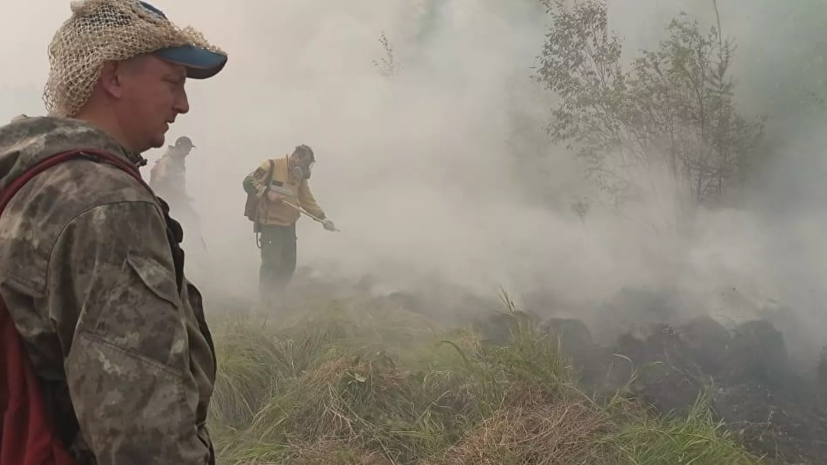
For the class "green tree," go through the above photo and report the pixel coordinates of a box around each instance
[537,0,764,230]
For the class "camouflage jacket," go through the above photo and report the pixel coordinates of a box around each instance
[242,155,325,226]
[0,117,217,464]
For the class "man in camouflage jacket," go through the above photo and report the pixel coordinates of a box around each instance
[0,0,227,463]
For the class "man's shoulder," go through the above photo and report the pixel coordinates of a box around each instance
[268,156,286,168]
[0,157,159,293]
[0,117,144,188]
[49,155,156,205]
[249,157,280,179]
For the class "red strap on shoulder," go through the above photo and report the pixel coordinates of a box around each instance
[0,148,145,465]
[0,148,146,212]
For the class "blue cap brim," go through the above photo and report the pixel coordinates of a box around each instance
[154,45,228,80]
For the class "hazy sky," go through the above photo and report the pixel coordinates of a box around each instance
[3,0,827,353]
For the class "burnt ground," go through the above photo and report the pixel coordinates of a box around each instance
[397,283,827,464]
[503,314,827,464]
[219,271,827,463]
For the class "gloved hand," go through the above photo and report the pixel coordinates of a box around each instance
[322,219,337,232]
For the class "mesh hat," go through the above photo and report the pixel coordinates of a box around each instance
[44,0,228,118]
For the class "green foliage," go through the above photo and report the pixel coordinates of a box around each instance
[373,31,398,77]
[537,0,765,220]
[208,298,765,464]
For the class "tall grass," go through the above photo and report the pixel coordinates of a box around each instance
[207,297,766,465]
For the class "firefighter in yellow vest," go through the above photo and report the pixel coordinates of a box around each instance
[242,144,336,299]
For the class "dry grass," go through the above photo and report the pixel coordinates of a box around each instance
[250,355,413,443]
[207,296,767,465]
[279,439,393,465]
[436,398,611,465]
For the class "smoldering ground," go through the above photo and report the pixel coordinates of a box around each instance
[2,0,827,358]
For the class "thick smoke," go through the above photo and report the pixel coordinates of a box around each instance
[3,1,827,355]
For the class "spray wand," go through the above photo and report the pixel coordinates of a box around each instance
[282,199,341,232]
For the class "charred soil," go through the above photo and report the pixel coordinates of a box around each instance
[526,314,827,464]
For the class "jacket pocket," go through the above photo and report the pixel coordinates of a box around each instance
[125,252,180,309]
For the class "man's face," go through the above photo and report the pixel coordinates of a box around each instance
[112,55,190,152]
[290,152,314,178]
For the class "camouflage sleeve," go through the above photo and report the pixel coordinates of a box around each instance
[298,180,325,219]
[49,200,210,464]
[242,160,272,196]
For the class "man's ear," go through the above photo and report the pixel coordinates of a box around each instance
[98,61,125,99]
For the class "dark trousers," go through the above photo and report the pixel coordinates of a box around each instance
[258,223,297,301]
